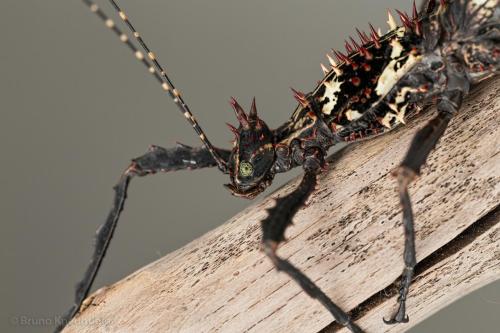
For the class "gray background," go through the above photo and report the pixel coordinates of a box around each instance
[1,1,498,332]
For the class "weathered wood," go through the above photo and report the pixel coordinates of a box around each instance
[63,77,500,333]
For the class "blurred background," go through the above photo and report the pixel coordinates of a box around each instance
[1,1,498,332]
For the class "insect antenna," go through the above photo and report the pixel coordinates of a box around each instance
[81,0,228,172]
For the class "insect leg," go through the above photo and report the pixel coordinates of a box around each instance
[55,144,230,332]
[384,88,464,325]
[261,148,364,333]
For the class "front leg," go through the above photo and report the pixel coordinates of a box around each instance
[56,144,230,332]
[261,148,364,333]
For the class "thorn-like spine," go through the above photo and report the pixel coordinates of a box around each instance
[371,32,381,48]
[320,63,329,74]
[290,87,308,107]
[412,1,422,36]
[332,49,342,63]
[358,45,367,57]
[229,97,250,128]
[369,23,379,38]
[175,142,192,149]
[326,53,337,67]
[396,9,413,30]
[327,53,342,75]
[290,87,305,99]
[226,123,239,136]
[387,10,398,30]
[349,37,361,52]
[369,24,381,48]
[249,97,258,120]
[344,40,354,54]
[332,66,342,76]
[356,28,370,44]
[414,19,422,36]
[362,46,373,60]
[333,50,351,65]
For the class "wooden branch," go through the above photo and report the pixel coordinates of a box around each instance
[63,77,500,333]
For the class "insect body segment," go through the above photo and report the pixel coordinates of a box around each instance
[61,1,499,332]
[307,27,425,143]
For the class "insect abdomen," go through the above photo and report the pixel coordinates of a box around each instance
[310,27,424,142]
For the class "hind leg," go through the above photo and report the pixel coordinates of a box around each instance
[384,87,464,324]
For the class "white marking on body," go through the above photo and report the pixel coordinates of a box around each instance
[384,85,419,128]
[375,41,422,97]
[394,86,418,107]
[380,112,396,128]
[119,11,127,21]
[345,109,363,121]
[120,34,128,42]
[390,39,404,58]
[162,83,169,91]
[90,4,98,12]
[395,27,406,37]
[320,78,343,115]
[387,103,407,124]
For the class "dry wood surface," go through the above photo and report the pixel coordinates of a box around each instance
[63,77,500,333]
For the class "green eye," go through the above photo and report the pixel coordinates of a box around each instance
[239,162,254,177]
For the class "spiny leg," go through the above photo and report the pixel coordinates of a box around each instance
[384,90,463,324]
[261,149,364,333]
[55,145,230,332]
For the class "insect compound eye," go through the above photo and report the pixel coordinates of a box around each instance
[239,161,254,177]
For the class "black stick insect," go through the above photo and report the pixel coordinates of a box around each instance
[57,0,499,332]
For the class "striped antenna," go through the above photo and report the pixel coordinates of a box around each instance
[81,0,228,172]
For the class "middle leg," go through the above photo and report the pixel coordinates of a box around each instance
[384,89,463,324]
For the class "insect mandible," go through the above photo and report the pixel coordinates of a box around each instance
[57,0,500,332]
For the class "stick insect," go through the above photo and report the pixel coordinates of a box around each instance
[57,0,499,332]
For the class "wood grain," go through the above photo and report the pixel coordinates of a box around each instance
[63,77,500,333]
